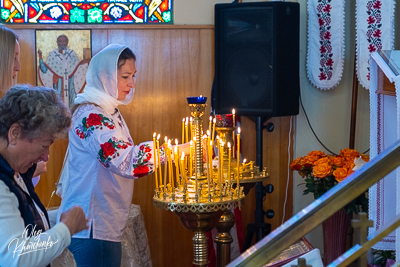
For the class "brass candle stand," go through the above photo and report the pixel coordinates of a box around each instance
[152,96,268,266]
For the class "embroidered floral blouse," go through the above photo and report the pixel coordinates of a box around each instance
[57,104,164,242]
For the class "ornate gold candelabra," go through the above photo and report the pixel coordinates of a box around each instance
[152,96,268,266]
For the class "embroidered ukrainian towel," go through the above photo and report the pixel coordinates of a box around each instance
[356,0,395,89]
[368,52,400,252]
[307,0,345,90]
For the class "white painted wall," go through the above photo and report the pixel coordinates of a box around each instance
[174,0,399,255]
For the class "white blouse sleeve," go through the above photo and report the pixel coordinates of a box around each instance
[0,180,71,267]
[73,107,165,179]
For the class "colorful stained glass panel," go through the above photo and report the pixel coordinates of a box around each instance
[0,0,172,24]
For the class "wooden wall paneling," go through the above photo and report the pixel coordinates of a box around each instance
[91,29,109,55]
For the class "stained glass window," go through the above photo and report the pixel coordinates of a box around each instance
[0,0,172,24]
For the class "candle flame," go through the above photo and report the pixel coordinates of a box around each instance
[207,130,210,136]
[182,118,185,122]
[153,132,156,138]
[181,152,185,159]
[209,116,212,122]
[228,142,231,148]
[175,138,178,145]
[174,146,178,153]
[200,94,202,97]
[190,140,193,145]
[232,109,235,115]
[203,134,207,139]
[238,127,241,134]
[213,118,216,123]
[243,158,247,164]
[190,117,192,122]
[164,136,168,142]
[157,134,160,140]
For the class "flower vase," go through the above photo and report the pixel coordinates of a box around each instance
[322,208,352,265]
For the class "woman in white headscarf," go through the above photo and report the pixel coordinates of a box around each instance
[57,44,169,266]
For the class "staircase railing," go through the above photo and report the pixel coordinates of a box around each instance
[227,139,400,267]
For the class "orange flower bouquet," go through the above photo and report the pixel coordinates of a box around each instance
[291,148,369,214]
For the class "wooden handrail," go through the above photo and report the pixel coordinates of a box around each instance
[227,138,400,267]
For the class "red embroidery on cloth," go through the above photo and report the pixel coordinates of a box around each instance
[317,0,334,81]
[365,0,382,81]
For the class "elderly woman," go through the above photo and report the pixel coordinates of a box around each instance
[0,85,88,267]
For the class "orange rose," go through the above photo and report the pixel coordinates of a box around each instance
[312,163,332,178]
[307,150,325,158]
[333,167,348,182]
[314,157,331,165]
[290,157,303,171]
[303,155,320,165]
[339,148,360,161]
[330,156,344,167]
[361,154,369,162]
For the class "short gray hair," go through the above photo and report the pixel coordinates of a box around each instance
[0,84,71,141]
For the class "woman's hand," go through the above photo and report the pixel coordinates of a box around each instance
[33,161,47,177]
[60,206,89,236]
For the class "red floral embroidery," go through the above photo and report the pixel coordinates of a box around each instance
[317,0,334,81]
[98,138,132,167]
[133,165,150,178]
[86,113,102,127]
[132,144,153,177]
[100,142,116,158]
[76,113,115,140]
[365,0,382,81]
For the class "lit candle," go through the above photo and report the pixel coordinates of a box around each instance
[190,117,193,141]
[232,109,236,127]
[237,127,241,186]
[205,138,211,195]
[218,139,222,194]
[168,139,173,188]
[182,118,185,143]
[208,116,212,141]
[228,142,231,184]
[185,117,189,143]
[194,140,198,196]
[180,152,186,184]
[153,132,158,189]
[211,117,216,142]
[164,136,168,190]
[174,145,180,184]
[209,139,213,181]
[156,134,162,190]
[220,141,224,184]
[189,140,193,177]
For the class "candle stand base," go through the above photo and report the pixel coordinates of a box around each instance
[154,198,244,267]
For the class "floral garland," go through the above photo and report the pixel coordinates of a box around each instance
[365,0,383,82]
[317,1,333,81]
[75,113,115,139]
[307,0,345,90]
[356,0,394,89]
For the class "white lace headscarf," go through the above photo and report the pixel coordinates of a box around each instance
[74,44,135,113]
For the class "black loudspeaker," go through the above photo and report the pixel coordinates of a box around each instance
[213,1,300,117]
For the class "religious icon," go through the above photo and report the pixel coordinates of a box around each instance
[35,30,91,108]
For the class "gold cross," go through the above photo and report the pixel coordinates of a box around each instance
[291,258,312,267]
[352,212,373,244]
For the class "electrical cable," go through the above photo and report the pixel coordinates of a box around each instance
[300,93,370,155]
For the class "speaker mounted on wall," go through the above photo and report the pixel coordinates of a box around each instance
[213,1,300,117]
